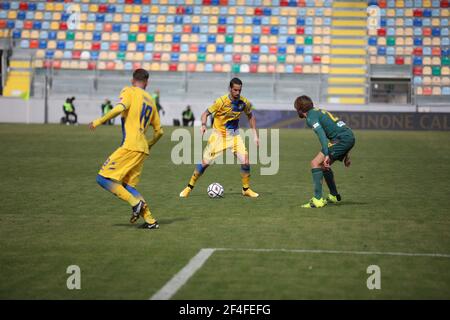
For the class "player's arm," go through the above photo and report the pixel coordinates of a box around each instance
[147,106,164,149]
[89,104,125,130]
[200,110,211,134]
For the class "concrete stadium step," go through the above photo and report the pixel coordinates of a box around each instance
[328,77,366,84]
[332,1,367,8]
[327,97,366,104]
[332,11,367,18]
[328,87,366,95]
[331,39,366,46]
[331,29,366,36]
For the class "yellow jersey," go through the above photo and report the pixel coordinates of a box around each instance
[117,86,161,155]
[207,94,253,136]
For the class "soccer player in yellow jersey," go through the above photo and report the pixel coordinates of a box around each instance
[88,69,164,229]
[180,78,260,198]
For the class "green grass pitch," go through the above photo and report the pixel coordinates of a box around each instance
[1,123,450,299]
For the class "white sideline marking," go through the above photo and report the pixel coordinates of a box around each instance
[150,248,216,300]
[150,247,450,300]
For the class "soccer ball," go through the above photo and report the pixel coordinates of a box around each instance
[207,183,224,198]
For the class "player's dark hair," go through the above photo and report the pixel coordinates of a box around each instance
[133,69,149,82]
[294,95,314,113]
[229,77,243,88]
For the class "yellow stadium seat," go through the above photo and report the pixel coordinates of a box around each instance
[215,54,224,62]
[48,40,57,49]
[34,12,43,20]
[269,36,277,44]
[234,45,243,53]
[192,16,200,24]
[405,9,413,16]
[70,61,79,69]
[432,87,441,95]
[211,7,219,15]
[442,9,449,17]
[50,22,59,30]
[74,41,83,50]
[137,34,145,42]
[36,50,45,59]
[268,55,277,63]
[258,65,267,73]
[244,26,252,34]
[416,87,423,95]
[442,67,450,76]
[83,42,90,50]
[234,35,243,43]
[126,52,135,61]
[179,54,188,62]
[228,7,236,15]
[45,3,54,11]
[157,16,166,24]
[124,5,133,14]
[404,57,412,64]
[131,15,140,23]
[195,63,204,72]
[432,18,440,27]
[178,63,186,72]
[322,55,330,64]
[206,54,215,62]
[270,17,279,25]
[162,44,171,51]
[304,65,312,73]
[396,28,404,36]
[423,37,431,46]
[236,17,244,25]
[53,12,61,21]
[442,77,450,85]
[77,23,86,31]
[190,35,199,43]
[423,67,432,76]
[115,61,124,71]
[321,65,329,74]
[113,14,122,23]
[432,76,441,85]
[35,60,43,68]
[107,52,116,60]
[133,6,142,14]
[151,6,159,14]
[203,7,211,14]
[313,46,322,54]
[86,23,95,31]
[432,38,440,46]
[217,35,225,43]
[181,34,189,42]
[89,4,98,12]
[323,36,331,44]
[313,36,322,44]
[8,11,17,20]
[396,47,404,55]
[98,62,106,70]
[188,54,196,62]
[432,57,441,65]
[30,31,39,39]
[210,17,218,24]
[242,54,250,63]
[207,45,215,53]
[223,64,231,72]
[287,46,295,54]
[377,57,386,64]
[209,25,218,33]
[286,55,295,63]
[154,43,162,51]
[84,32,93,41]
[370,56,377,64]
[102,33,111,41]
[130,24,138,33]
[280,8,289,16]
[397,38,405,45]
[79,61,88,69]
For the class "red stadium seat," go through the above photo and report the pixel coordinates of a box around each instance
[413,9,423,17]
[125,0,134,4]
[52,60,61,69]
[269,46,277,54]
[214,64,223,72]
[251,45,260,53]
[377,28,386,36]
[187,63,196,72]
[378,0,387,8]
[313,56,321,64]
[298,0,306,6]
[189,44,198,52]
[423,87,432,95]
[413,66,422,75]
[142,0,151,4]
[423,28,432,36]
[29,40,38,49]
[106,62,115,70]
[110,42,119,51]
[441,0,449,8]
[24,21,33,29]
[88,62,96,70]
[297,27,305,35]
[395,56,404,65]
[183,25,192,33]
[59,22,68,31]
[218,26,226,34]
[72,51,81,59]
[233,54,241,62]
[250,64,258,73]
[91,42,101,51]
[169,63,178,71]
[98,5,107,13]
[103,23,112,32]
[172,44,180,52]
[44,60,51,68]
[254,8,263,16]
[176,6,185,14]
[294,65,303,73]
[139,25,148,33]
[413,47,423,55]
[267,65,275,73]
[133,62,142,70]
[432,47,441,56]
[19,2,28,11]
[220,0,228,4]
[0,20,6,29]
[262,26,270,34]
[153,53,161,61]
[203,0,212,5]
[280,0,289,6]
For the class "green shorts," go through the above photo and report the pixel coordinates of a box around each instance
[329,132,355,162]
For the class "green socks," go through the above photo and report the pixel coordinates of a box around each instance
[312,168,323,199]
[323,169,338,196]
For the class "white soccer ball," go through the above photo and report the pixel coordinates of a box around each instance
[207,182,224,198]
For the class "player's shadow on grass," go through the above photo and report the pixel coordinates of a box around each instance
[112,217,190,228]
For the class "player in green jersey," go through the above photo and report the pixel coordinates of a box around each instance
[294,95,355,208]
